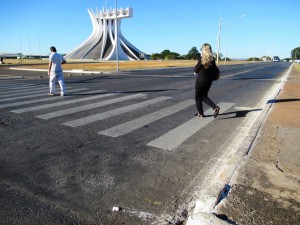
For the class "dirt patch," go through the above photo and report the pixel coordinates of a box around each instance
[215,184,300,225]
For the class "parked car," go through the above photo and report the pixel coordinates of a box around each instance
[272,56,280,62]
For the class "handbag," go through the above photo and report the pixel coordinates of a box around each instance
[213,63,220,80]
[214,70,220,80]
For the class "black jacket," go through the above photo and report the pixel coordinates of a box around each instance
[194,58,220,81]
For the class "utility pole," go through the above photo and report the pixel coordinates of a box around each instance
[224,14,246,65]
[216,17,222,64]
[38,34,41,60]
[115,0,119,71]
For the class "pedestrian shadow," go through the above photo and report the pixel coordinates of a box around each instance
[267,98,300,104]
[218,108,262,119]
[199,108,262,119]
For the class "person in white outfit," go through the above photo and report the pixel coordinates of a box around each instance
[48,46,66,96]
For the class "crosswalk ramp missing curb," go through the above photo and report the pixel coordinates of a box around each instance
[1,82,235,151]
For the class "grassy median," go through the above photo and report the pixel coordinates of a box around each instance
[1,58,257,71]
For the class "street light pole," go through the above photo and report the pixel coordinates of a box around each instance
[216,17,222,64]
[224,14,246,65]
[224,25,230,65]
[115,0,119,71]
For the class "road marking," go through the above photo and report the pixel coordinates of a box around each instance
[0,83,35,87]
[222,69,256,78]
[10,90,114,113]
[99,99,195,137]
[0,84,38,91]
[37,93,149,120]
[0,88,88,109]
[0,85,65,94]
[0,87,50,97]
[63,96,171,128]
[0,90,74,103]
[147,102,234,150]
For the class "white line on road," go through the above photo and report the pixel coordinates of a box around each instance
[63,96,171,128]
[99,99,195,137]
[0,83,35,87]
[0,88,88,109]
[10,90,114,113]
[0,84,38,91]
[0,87,50,97]
[0,89,77,103]
[222,69,256,78]
[147,102,235,151]
[37,93,148,120]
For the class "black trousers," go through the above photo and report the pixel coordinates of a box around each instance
[195,79,217,115]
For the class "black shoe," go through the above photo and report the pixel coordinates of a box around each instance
[214,106,220,118]
[195,113,204,117]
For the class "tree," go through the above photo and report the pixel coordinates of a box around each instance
[213,52,223,61]
[161,50,171,59]
[291,47,300,60]
[186,47,200,59]
[151,53,162,60]
[247,57,260,61]
[166,52,180,60]
[158,50,181,60]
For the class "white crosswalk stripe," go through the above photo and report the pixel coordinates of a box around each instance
[1,82,237,151]
[63,96,171,127]
[0,84,38,91]
[0,86,87,102]
[37,93,148,120]
[99,99,195,137]
[1,91,66,103]
[0,84,67,95]
[0,88,88,109]
[10,91,117,113]
[0,87,49,98]
[147,102,235,150]
[0,83,36,88]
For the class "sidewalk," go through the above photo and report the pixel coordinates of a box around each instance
[214,63,300,224]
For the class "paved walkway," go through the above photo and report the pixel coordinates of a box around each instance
[214,63,300,224]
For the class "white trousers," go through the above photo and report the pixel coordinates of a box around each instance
[49,72,66,95]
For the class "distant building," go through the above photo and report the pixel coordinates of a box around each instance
[65,6,144,61]
[0,53,21,58]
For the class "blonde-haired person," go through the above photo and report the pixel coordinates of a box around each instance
[194,43,220,118]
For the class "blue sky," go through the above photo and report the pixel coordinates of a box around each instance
[1,0,299,59]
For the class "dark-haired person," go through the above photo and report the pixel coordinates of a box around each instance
[194,43,220,118]
[48,46,66,96]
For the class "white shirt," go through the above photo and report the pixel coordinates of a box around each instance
[49,52,65,74]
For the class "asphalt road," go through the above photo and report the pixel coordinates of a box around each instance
[0,62,291,225]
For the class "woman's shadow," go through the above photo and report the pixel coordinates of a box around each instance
[219,108,262,119]
[218,98,300,119]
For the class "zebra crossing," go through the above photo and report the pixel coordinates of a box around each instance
[0,82,234,151]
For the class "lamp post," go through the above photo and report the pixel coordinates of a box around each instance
[224,14,246,65]
[115,0,119,71]
[216,17,222,64]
